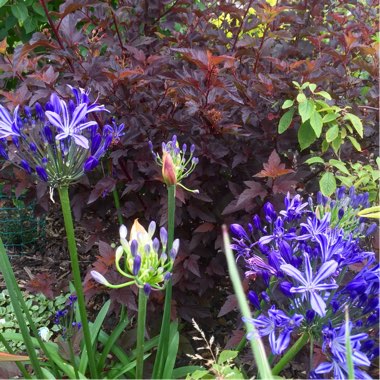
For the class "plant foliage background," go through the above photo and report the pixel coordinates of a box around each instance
[0,0,378,322]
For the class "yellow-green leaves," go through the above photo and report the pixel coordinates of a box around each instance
[358,206,380,219]
[278,83,365,155]
[344,113,363,138]
[278,108,294,134]
[319,172,336,196]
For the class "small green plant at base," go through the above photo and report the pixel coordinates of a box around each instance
[0,290,68,353]
[186,319,244,380]
[279,81,363,155]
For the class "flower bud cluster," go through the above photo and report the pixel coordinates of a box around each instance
[53,295,82,340]
[0,86,113,187]
[149,135,199,192]
[91,219,179,295]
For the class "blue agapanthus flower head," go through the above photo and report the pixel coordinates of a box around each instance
[0,86,111,187]
[230,190,378,378]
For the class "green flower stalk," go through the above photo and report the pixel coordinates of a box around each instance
[91,219,179,379]
[149,135,199,379]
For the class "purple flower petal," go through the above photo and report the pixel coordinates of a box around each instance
[314,362,333,374]
[70,103,88,128]
[77,120,98,131]
[313,283,338,291]
[304,254,313,283]
[0,104,12,124]
[312,260,338,285]
[310,292,326,317]
[352,351,371,367]
[72,134,89,149]
[45,110,64,129]
[280,264,307,285]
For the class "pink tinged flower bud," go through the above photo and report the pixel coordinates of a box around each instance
[162,152,177,186]
[91,271,110,286]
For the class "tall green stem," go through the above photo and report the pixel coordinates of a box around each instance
[136,288,148,379]
[272,333,309,376]
[152,184,176,379]
[58,186,98,379]
[222,226,273,380]
[108,159,123,226]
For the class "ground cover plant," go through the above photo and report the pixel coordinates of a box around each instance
[0,0,378,379]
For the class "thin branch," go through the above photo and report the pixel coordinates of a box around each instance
[39,0,75,73]
[111,9,125,51]
[231,0,253,52]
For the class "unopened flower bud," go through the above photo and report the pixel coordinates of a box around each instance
[162,152,177,185]
[91,271,111,286]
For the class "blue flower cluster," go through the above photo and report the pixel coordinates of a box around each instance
[0,87,123,187]
[54,295,82,340]
[231,187,378,379]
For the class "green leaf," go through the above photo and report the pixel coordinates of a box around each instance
[0,0,8,8]
[188,370,209,379]
[347,135,361,151]
[172,366,204,379]
[305,157,325,165]
[278,108,294,134]
[218,350,238,365]
[316,91,332,100]
[298,99,314,123]
[162,332,179,379]
[329,159,350,174]
[298,121,317,150]
[309,83,317,92]
[321,139,329,153]
[331,134,342,154]
[344,113,363,138]
[281,99,294,109]
[23,17,38,34]
[296,92,306,103]
[310,109,323,137]
[336,175,353,187]
[326,125,339,142]
[11,3,28,25]
[322,113,338,123]
[319,172,336,196]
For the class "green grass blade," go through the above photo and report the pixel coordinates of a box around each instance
[345,307,354,380]
[79,300,111,373]
[162,331,179,379]
[222,226,273,380]
[0,238,45,378]
[98,316,129,373]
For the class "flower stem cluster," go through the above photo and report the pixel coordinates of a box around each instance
[149,135,199,192]
[91,219,179,295]
[53,295,82,340]
[0,87,111,187]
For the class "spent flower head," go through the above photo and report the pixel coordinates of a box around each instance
[91,219,179,294]
[0,86,110,187]
[149,135,199,192]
